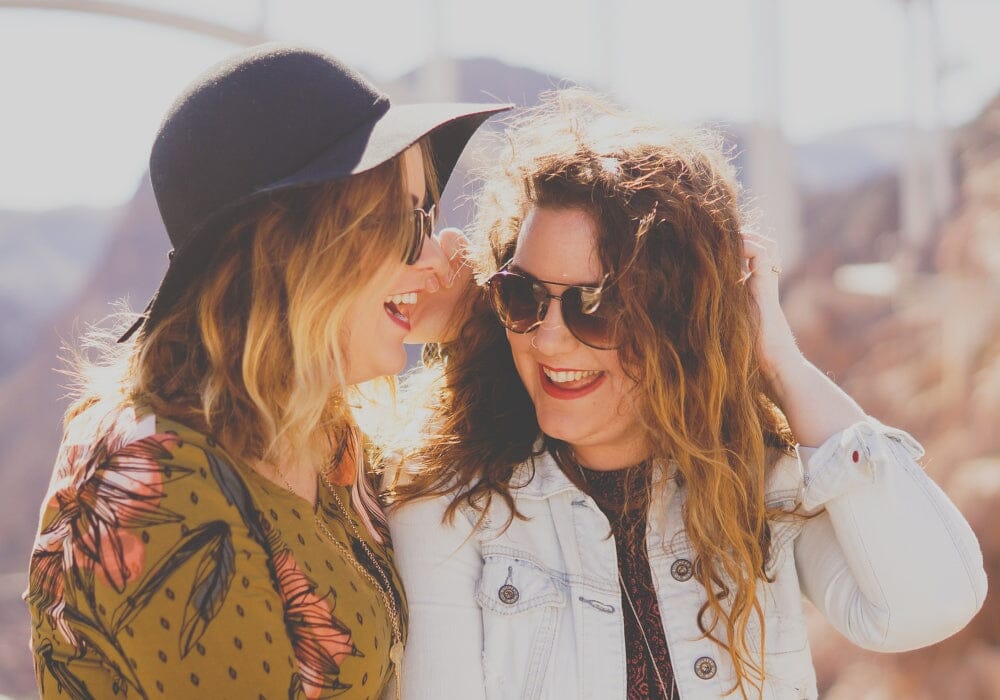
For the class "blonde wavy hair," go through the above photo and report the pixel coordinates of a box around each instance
[64,140,439,542]
[393,92,794,696]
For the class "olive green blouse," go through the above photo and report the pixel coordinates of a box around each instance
[26,409,406,700]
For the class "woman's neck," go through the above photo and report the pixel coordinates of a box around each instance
[570,438,650,472]
[253,456,319,506]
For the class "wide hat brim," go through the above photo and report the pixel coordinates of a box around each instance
[120,100,509,342]
[266,101,508,192]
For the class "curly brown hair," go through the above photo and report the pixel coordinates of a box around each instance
[392,91,795,696]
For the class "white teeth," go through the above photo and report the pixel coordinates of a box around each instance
[542,367,601,384]
[384,292,418,305]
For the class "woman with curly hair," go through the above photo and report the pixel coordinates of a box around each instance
[25,44,507,699]
[387,92,986,699]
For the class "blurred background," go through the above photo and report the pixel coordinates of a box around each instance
[1,0,998,697]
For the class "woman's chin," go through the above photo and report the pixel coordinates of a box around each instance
[537,415,583,446]
[379,347,408,378]
[346,346,408,385]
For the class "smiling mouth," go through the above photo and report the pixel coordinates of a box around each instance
[384,292,419,330]
[539,365,605,399]
[542,366,601,385]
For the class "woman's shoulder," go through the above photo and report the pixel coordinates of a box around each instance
[107,411,251,507]
[39,406,263,543]
[26,407,285,684]
[29,405,276,612]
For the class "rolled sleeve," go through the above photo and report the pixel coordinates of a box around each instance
[800,418,925,511]
[793,418,987,652]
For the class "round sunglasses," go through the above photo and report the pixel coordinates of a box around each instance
[403,203,436,265]
[485,262,621,350]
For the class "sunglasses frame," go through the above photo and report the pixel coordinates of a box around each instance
[404,203,437,265]
[485,260,620,350]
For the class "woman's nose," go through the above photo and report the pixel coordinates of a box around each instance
[531,297,577,355]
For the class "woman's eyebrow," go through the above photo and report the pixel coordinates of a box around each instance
[509,263,602,288]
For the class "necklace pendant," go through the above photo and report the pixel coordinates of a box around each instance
[390,640,404,667]
[390,641,405,700]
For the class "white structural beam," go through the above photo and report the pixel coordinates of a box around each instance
[901,0,953,252]
[747,0,802,268]
[0,0,268,46]
[417,0,457,101]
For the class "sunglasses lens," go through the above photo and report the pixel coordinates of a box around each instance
[487,268,620,349]
[404,218,421,265]
[489,273,543,333]
[405,207,434,265]
[562,287,617,349]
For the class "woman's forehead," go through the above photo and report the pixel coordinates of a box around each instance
[513,207,604,283]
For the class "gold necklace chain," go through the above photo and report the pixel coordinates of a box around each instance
[273,465,403,700]
[618,570,678,699]
[577,463,678,700]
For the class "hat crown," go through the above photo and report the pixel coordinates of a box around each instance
[149,43,389,249]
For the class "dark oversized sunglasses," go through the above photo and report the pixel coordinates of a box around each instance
[403,204,436,265]
[485,262,620,349]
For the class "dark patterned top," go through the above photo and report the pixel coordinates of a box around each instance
[25,407,406,700]
[579,463,677,700]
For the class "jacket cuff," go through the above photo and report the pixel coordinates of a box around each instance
[800,418,925,511]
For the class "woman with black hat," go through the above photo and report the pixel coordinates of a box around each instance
[25,43,507,699]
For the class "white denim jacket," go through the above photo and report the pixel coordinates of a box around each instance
[388,420,987,699]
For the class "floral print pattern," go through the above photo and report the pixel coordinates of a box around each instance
[26,411,405,699]
[29,410,186,647]
[273,545,359,698]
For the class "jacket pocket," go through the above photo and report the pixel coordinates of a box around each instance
[749,602,813,699]
[756,535,816,698]
[759,557,809,654]
[475,555,565,700]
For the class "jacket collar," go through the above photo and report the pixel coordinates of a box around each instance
[510,449,678,501]
[509,452,577,500]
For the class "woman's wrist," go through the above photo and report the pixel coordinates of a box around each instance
[758,333,803,390]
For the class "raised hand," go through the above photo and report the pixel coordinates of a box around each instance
[406,228,476,345]
[741,231,799,379]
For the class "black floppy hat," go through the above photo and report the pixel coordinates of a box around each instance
[119,42,510,341]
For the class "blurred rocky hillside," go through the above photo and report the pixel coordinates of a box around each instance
[0,207,118,380]
[786,94,1000,699]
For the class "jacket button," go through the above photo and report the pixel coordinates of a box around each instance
[694,656,717,679]
[670,558,693,582]
[498,583,520,604]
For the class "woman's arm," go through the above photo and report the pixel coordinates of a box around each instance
[743,233,986,648]
[792,422,987,651]
[388,494,487,700]
[742,231,865,444]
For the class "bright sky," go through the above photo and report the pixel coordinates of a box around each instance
[1,0,998,211]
